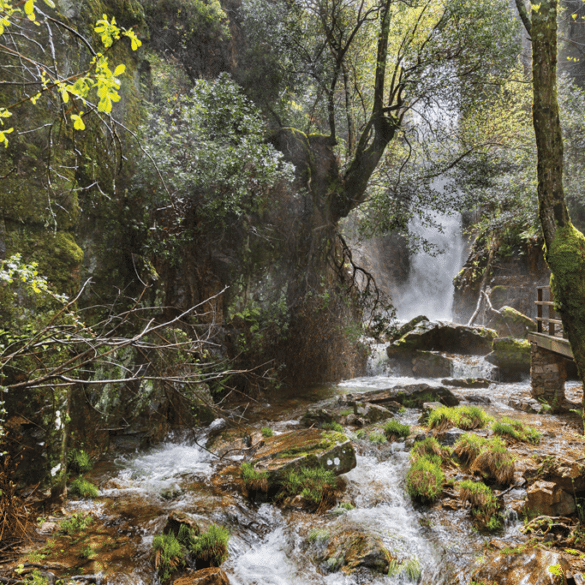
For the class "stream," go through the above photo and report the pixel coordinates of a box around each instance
[68,348,584,585]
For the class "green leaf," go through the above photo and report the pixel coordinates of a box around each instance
[43,0,56,6]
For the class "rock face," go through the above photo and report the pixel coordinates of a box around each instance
[301,402,395,428]
[485,337,531,381]
[486,306,537,338]
[472,548,570,585]
[525,480,576,517]
[387,320,497,357]
[321,531,392,574]
[247,429,356,478]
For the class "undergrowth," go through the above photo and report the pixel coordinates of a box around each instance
[459,479,501,531]
[406,455,444,503]
[384,420,410,440]
[69,478,99,499]
[492,417,541,444]
[428,406,493,432]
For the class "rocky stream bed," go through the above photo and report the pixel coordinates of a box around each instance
[5,341,585,585]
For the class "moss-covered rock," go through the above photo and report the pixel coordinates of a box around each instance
[485,337,531,381]
[412,350,453,378]
[486,306,537,338]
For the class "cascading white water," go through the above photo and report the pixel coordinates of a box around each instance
[393,211,465,322]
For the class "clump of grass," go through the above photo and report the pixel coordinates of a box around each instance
[453,433,488,466]
[384,420,410,440]
[406,456,444,503]
[192,524,230,567]
[307,528,331,544]
[354,429,366,439]
[69,477,99,499]
[470,437,515,486]
[57,513,94,536]
[261,427,274,438]
[368,431,387,444]
[410,437,446,462]
[153,532,187,583]
[388,558,422,581]
[280,465,337,505]
[240,462,269,492]
[492,417,541,444]
[322,422,344,433]
[459,479,501,531]
[428,406,492,432]
[67,449,92,473]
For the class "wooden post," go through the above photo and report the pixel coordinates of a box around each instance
[537,287,543,333]
[549,287,555,336]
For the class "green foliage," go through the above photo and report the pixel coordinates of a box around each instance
[368,431,387,445]
[492,417,541,444]
[470,437,515,486]
[307,528,331,544]
[69,478,99,499]
[459,479,501,532]
[261,427,274,438]
[192,524,230,567]
[453,433,488,466]
[410,437,448,463]
[406,456,444,503]
[240,462,269,492]
[279,465,337,504]
[427,406,493,431]
[322,422,344,433]
[152,532,187,583]
[384,420,410,439]
[67,449,93,473]
[57,513,94,536]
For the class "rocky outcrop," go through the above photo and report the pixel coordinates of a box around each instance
[387,320,497,357]
[412,351,453,377]
[173,568,230,585]
[246,429,356,478]
[485,337,531,381]
[300,403,395,428]
[524,480,576,517]
[486,306,537,338]
[320,531,393,574]
[342,383,460,408]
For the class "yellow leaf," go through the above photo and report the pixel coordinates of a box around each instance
[113,64,126,77]
[24,0,35,19]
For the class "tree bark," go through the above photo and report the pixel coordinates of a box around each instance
[526,0,585,403]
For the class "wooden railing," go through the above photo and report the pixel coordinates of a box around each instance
[536,286,563,336]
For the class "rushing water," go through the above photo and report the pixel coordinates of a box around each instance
[74,350,575,585]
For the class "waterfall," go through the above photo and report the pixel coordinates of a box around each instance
[393,211,465,322]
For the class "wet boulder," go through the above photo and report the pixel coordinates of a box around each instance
[320,530,393,574]
[441,378,490,389]
[300,402,394,428]
[386,320,497,356]
[472,548,570,585]
[173,568,230,585]
[246,428,356,478]
[486,306,537,339]
[485,337,531,381]
[412,351,452,378]
[524,480,576,517]
[342,383,460,409]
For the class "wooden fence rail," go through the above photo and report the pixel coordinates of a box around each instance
[536,286,563,336]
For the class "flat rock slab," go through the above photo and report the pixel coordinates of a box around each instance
[473,548,570,585]
[342,383,460,408]
[441,378,491,389]
[248,428,356,477]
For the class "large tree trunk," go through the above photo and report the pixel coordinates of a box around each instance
[529,0,585,401]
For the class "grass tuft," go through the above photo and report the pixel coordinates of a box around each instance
[69,477,99,499]
[240,462,269,492]
[384,419,410,440]
[470,437,514,486]
[459,479,501,531]
[428,406,492,432]
[406,455,444,503]
[492,417,541,444]
[192,523,230,567]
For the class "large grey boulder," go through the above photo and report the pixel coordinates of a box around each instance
[342,383,460,408]
[387,320,497,357]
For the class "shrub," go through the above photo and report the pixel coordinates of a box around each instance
[69,478,99,499]
[192,524,230,567]
[453,433,488,466]
[410,437,445,462]
[459,479,501,531]
[280,465,337,505]
[67,449,92,473]
[153,532,187,583]
[470,437,515,486]
[406,456,444,503]
[492,417,541,444]
[428,406,492,432]
[384,420,410,440]
[322,422,344,432]
[240,462,269,492]
[261,427,274,437]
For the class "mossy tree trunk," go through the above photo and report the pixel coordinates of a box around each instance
[517,0,585,401]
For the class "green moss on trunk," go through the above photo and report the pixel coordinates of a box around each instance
[548,222,585,397]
